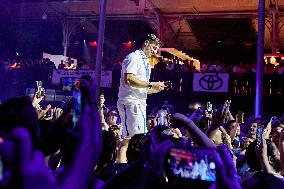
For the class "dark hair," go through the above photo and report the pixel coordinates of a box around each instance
[141,34,162,47]
[96,130,117,169]
[126,133,146,163]
[0,96,40,146]
[106,107,120,125]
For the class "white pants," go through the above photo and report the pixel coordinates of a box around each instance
[117,102,147,138]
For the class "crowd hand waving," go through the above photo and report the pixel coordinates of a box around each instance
[220,126,233,151]
[214,145,241,189]
[212,100,230,128]
[9,83,102,189]
[99,94,105,108]
[32,88,45,107]
[53,107,63,120]
[206,101,230,140]
[255,128,275,173]
[38,104,52,120]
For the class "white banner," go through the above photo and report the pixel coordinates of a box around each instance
[52,69,112,88]
[193,73,229,92]
[43,53,77,69]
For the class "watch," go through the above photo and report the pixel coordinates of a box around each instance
[147,82,153,89]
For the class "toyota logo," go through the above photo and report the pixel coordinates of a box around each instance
[199,74,223,90]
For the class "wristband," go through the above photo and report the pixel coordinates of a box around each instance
[147,82,153,89]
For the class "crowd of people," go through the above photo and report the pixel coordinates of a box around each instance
[0,77,283,189]
[0,35,283,189]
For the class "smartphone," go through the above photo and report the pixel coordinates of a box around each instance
[206,102,212,113]
[237,111,244,124]
[157,109,168,126]
[36,81,43,97]
[256,125,264,146]
[165,147,217,182]
[72,90,82,128]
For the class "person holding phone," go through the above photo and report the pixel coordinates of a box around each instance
[117,34,167,163]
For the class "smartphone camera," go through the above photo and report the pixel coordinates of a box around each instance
[157,109,168,126]
[256,125,264,147]
[36,81,43,97]
[165,147,217,183]
[206,102,212,113]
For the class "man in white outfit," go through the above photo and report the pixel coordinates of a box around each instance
[117,34,166,162]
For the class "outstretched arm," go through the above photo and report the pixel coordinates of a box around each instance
[124,73,165,92]
[171,113,216,148]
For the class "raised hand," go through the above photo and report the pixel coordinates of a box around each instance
[32,88,45,107]
[53,107,63,120]
[37,104,52,120]
[152,81,166,92]
[11,127,57,189]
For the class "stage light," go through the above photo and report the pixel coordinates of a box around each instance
[83,39,86,43]
[16,52,19,56]
[89,41,97,47]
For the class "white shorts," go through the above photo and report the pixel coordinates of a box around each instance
[117,102,147,138]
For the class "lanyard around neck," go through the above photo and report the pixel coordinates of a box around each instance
[139,50,150,81]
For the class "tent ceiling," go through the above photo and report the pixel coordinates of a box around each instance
[2,0,284,53]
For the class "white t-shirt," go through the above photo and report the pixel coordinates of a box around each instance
[118,50,151,106]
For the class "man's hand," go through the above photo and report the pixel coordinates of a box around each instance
[151,82,165,92]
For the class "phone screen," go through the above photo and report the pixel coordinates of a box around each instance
[256,126,263,146]
[72,90,82,128]
[157,109,168,126]
[36,81,42,96]
[206,102,212,113]
[165,147,217,182]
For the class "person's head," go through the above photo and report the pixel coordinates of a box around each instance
[106,108,119,126]
[248,122,258,139]
[0,97,40,146]
[270,122,284,146]
[142,34,162,58]
[109,124,121,140]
